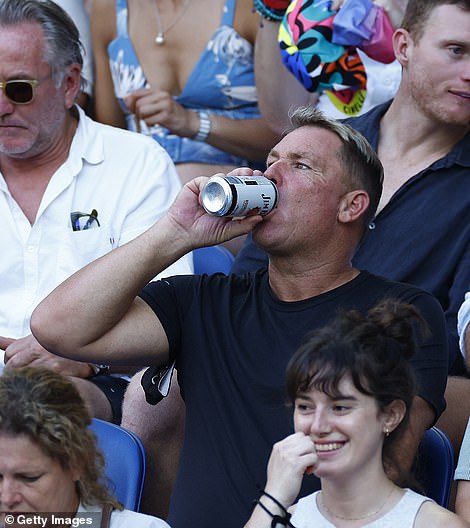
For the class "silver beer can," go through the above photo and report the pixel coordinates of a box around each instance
[201,175,278,217]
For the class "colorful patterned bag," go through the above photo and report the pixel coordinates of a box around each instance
[278,0,394,114]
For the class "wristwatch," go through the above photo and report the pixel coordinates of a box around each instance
[194,111,211,142]
[88,363,110,377]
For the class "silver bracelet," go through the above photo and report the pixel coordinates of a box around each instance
[194,111,211,142]
[88,363,110,377]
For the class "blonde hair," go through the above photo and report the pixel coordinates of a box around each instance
[0,367,121,509]
[286,106,384,226]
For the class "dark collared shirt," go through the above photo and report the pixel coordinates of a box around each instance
[232,101,470,374]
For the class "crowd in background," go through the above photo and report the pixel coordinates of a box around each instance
[0,0,469,527]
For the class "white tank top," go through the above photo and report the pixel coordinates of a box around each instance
[290,488,431,527]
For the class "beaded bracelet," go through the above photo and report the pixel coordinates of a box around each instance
[253,0,288,21]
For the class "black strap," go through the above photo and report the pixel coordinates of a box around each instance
[254,499,296,527]
[141,361,175,405]
[262,490,290,517]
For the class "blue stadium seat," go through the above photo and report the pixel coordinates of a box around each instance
[415,426,454,508]
[193,245,234,275]
[90,418,146,511]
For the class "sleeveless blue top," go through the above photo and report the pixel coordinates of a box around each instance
[109,0,261,165]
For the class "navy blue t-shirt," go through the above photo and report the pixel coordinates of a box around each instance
[140,270,448,528]
[232,101,470,375]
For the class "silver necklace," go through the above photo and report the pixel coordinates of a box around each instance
[319,484,395,521]
[153,0,191,45]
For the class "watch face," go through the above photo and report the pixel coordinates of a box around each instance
[89,364,109,376]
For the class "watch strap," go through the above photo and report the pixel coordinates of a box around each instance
[194,111,211,142]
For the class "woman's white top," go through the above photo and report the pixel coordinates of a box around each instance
[78,502,171,527]
[290,488,431,527]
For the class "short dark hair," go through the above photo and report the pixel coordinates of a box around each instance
[0,0,84,89]
[286,300,425,482]
[402,0,470,42]
[286,106,384,227]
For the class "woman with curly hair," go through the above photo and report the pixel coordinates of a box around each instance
[0,367,169,527]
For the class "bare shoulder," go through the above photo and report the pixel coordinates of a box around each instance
[415,501,470,528]
[234,0,261,43]
[91,0,115,17]
[90,0,117,42]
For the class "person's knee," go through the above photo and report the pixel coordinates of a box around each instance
[69,376,113,421]
[121,370,185,441]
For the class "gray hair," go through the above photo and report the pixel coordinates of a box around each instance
[0,0,84,90]
[286,105,384,226]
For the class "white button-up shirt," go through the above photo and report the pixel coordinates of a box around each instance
[0,106,192,339]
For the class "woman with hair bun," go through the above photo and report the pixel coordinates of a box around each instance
[245,300,469,528]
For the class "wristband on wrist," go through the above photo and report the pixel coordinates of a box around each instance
[253,489,295,527]
[193,111,211,142]
[253,0,288,21]
[88,363,110,377]
[254,500,294,527]
[265,0,290,8]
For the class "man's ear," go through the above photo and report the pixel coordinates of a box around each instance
[63,63,82,110]
[393,28,412,66]
[337,190,370,224]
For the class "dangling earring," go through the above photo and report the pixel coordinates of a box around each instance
[384,427,390,437]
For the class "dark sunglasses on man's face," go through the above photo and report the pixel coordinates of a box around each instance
[0,79,40,104]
